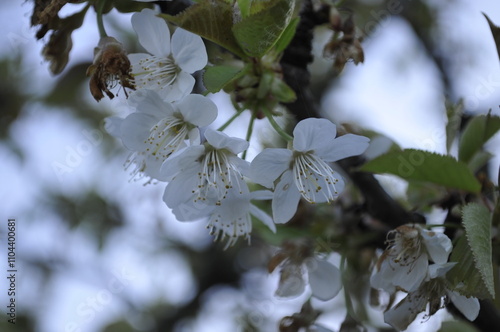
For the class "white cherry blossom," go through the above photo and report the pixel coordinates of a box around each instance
[106,90,217,181]
[250,118,369,223]
[171,184,275,249]
[384,263,480,331]
[129,8,207,101]
[161,128,249,208]
[370,224,453,293]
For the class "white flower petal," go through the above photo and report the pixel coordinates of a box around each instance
[275,264,306,299]
[249,190,274,201]
[162,168,200,208]
[120,113,157,151]
[176,94,217,127]
[318,134,370,162]
[204,129,248,154]
[162,71,195,102]
[384,289,428,331]
[449,291,480,321]
[160,145,205,179]
[428,262,456,279]
[171,198,214,221]
[250,148,292,188]
[391,253,428,292]
[292,118,337,152]
[132,9,171,56]
[249,204,276,233]
[307,259,342,301]
[171,28,208,73]
[130,89,175,117]
[272,170,301,223]
[128,52,149,67]
[105,116,123,138]
[421,230,452,264]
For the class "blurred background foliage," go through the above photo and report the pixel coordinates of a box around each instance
[1,0,499,331]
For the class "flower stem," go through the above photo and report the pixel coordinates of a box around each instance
[96,0,108,37]
[340,255,355,316]
[242,112,256,160]
[217,108,245,131]
[262,107,293,142]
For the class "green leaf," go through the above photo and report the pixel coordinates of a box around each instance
[448,235,492,299]
[203,65,245,93]
[445,100,463,153]
[439,321,479,332]
[232,0,295,57]
[359,149,481,193]
[448,203,494,299]
[273,16,299,54]
[160,0,246,58]
[458,114,500,164]
[483,13,500,62]
[237,0,251,17]
[462,203,495,298]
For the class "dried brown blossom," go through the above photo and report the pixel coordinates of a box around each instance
[86,37,135,102]
[324,15,364,74]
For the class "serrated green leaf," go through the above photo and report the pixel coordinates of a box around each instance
[359,149,481,193]
[232,0,295,57]
[273,16,299,54]
[458,114,500,164]
[160,0,246,58]
[203,65,245,93]
[406,182,447,210]
[448,235,492,299]
[445,100,463,153]
[462,203,495,298]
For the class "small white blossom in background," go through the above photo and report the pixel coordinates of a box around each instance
[161,128,250,209]
[105,90,217,181]
[269,239,342,301]
[129,8,208,101]
[370,224,453,294]
[384,263,480,331]
[250,118,370,223]
[171,183,275,248]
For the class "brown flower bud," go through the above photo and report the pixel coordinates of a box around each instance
[86,36,135,102]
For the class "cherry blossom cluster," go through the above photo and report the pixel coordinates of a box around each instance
[370,224,479,330]
[104,8,370,302]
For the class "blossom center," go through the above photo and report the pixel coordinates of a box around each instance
[145,117,187,161]
[134,55,179,90]
[197,149,244,204]
[292,152,340,203]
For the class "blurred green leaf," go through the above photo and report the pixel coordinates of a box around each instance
[445,100,463,153]
[360,149,481,193]
[458,114,500,165]
[483,13,500,62]
[439,320,479,332]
